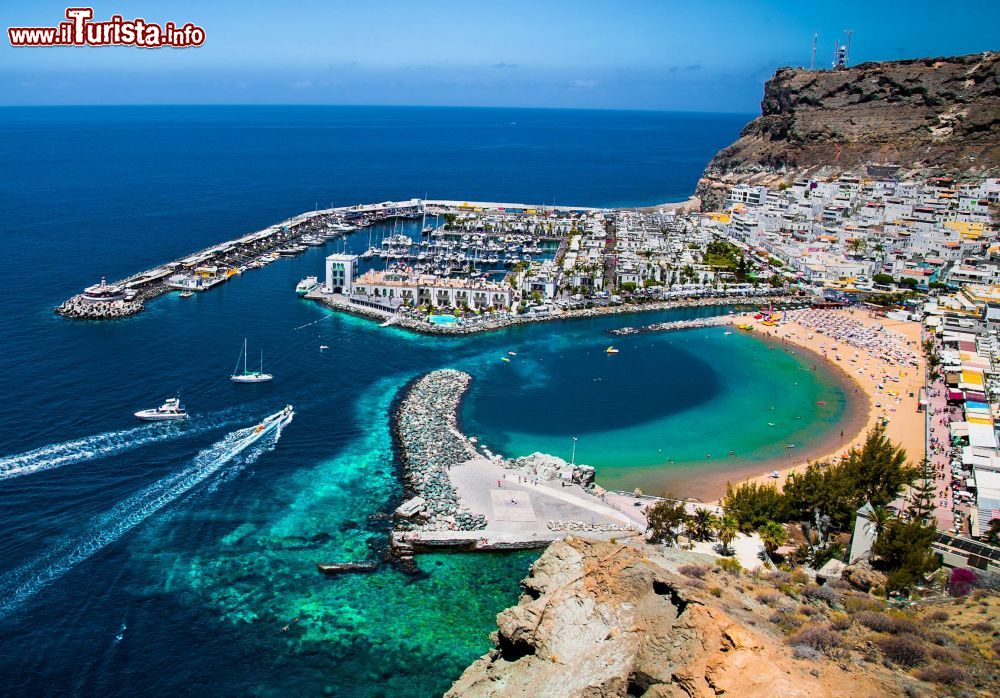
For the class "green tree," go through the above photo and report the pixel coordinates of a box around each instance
[871,518,939,595]
[758,520,787,557]
[716,515,739,555]
[688,508,719,542]
[646,499,688,545]
[722,481,785,532]
[984,518,1000,546]
[906,460,937,524]
[873,273,894,286]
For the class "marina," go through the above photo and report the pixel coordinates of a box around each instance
[55,198,602,320]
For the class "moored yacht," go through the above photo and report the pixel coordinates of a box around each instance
[296,276,319,297]
[135,397,189,421]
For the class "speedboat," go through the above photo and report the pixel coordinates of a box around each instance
[135,397,188,421]
[605,346,619,354]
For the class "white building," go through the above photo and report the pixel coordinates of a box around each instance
[325,254,359,294]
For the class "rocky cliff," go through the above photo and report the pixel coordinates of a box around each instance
[447,538,920,698]
[697,52,1000,210]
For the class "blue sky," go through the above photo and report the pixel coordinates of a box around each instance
[1,0,997,111]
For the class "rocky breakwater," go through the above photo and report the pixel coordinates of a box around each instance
[56,295,144,319]
[448,538,907,698]
[697,52,1000,210]
[503,452,595,488]
[393,370,487,532]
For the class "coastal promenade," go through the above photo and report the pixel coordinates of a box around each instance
[391,370,642,557]
[311,287,794,337]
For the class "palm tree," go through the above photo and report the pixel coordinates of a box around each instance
[716,515,739,556]
[758,521,787,557]
[689,508,718,542]
[862,505,895,543]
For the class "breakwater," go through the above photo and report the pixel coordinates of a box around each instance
[609,316,732,336]
[392,370,487,533]
[56,199,428,320]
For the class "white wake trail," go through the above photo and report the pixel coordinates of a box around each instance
[0,411,290,619]
[0,411,244,482]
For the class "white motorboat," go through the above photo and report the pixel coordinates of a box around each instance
[296,276,319,297]
[135,397,189,421]
[231,338,273,383]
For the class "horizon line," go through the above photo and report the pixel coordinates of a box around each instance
[0,102,759,116]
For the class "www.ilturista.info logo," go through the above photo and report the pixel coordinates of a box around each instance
[8,7,206,48]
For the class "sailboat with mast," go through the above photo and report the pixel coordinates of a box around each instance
[231,338,273,383]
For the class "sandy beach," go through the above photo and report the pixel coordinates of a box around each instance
[709,308,926,502]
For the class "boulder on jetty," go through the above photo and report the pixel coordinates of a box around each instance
[394,370,487,532]
[56,296,144,319]
[505,452,595,488]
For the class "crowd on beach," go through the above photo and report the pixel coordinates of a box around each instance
[785,309,920,368]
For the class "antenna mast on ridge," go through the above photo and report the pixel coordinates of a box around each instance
[810,33,818,70]
[844,29,854,67]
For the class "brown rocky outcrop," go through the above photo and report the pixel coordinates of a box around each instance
[447,538,904,697]
[696,52,1000,210]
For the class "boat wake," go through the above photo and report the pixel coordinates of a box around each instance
[0,410,246,482]
[0,408,293,619]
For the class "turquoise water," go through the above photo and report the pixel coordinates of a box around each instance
[429,315,461,326]
[461,315,850,499]
[0,105,853,696]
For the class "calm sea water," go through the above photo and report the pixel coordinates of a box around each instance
[0,105,846,697]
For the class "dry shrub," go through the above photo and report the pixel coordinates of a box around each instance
[829,611,852,631]
[856,611,919,635]
[970,620,994,633]
[787,623,841,652]
[927,645,959,663]
[769,608,803,634]
[924,609,949,622]
[708,586,722,597]
[756,591,780,606]
[686,577,706,589]
[678,563,709,579]
[797,604,820,617]
[790,569,810,585]
[914,665,968,685]
[716,558,742,576]
[842,594,883,614]
[876,634,927,667]
[768,570,792,585]
[804,585,839,605]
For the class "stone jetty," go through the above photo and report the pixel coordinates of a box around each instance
[393,370,488,533]
[609,315,732,336]
[56,296,145,319]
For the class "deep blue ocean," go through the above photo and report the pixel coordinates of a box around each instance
[0,106,850,697]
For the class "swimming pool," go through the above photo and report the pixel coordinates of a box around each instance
[429,314,461,326]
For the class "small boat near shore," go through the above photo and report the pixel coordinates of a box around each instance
[605,346,619,354]
[135,397,188,421]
